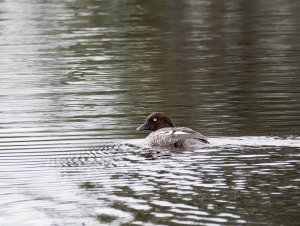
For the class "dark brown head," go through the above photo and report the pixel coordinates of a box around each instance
[136,112,175,132]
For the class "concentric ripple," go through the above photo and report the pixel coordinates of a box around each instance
[0,137,299,225]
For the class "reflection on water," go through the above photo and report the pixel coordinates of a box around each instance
[1,138,299,225]
[0,0,300,225]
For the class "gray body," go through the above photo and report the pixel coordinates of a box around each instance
[145,127,209,148]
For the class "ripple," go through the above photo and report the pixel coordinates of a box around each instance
[0,137,299,225]
[1,0,300,225]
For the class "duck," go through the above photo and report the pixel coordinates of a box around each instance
[136,112,209,148]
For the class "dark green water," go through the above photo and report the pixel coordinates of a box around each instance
[0,0,299,225]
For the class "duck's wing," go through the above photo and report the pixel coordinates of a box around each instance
[173,127,209,144]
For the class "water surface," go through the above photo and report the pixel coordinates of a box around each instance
[0,0,300,225]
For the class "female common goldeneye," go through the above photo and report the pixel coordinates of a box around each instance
[136,112,209,148]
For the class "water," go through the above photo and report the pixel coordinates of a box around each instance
[0,0,300,225]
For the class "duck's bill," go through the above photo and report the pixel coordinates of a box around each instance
[136,122,150,131]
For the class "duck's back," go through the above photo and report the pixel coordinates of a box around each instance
[146,127,209,148]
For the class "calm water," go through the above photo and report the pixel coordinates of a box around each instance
[0,0,300,225]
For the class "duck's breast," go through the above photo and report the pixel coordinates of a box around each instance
[146,128,178,147]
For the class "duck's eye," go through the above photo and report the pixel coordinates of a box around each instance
[153,118,157,122]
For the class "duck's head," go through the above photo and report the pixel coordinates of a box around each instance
[136,112,175,132]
